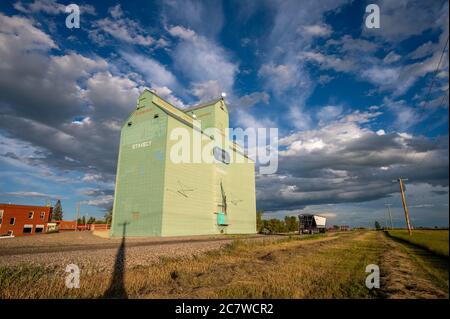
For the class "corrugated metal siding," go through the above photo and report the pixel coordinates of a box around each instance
[111,104,167,237]
[112,90,256,237]
[161,116,217,236]
[162,116,255,236]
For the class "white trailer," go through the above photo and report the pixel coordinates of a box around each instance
[298,214,327,234]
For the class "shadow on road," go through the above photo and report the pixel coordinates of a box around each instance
[102,222,129,299]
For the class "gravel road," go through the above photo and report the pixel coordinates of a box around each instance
[0,231,276,272]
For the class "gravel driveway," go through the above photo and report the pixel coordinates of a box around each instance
[0,231,273,272]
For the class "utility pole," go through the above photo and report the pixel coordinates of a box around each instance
[75,202,80,232]
[393,178,412,235]
[385,203,393,229]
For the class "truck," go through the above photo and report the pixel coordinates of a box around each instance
[298,214,327,234]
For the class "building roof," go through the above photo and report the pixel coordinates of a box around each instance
[142,88,225,116]
[298,214,327,219]
[0,203,52,210]
[183,98,224,112]
[140,89,251,161]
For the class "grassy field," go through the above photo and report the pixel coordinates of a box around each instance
[0,230,448,299]
[386,230,449,257]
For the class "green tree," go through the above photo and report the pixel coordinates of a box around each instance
[263,218,287,233]
[256,210,264,233]
[374,221,381,230]
[284,216,298,232]
[105,206,113,224]
[87,217,96,224]
[52,200,63,221]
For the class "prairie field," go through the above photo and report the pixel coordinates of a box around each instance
[386,230,449,257]
[0,230,448,299]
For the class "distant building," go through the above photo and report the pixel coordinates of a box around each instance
[90,223,110,231]
[46,222,57,232]
[55,220,77,231]
[298,214,327,234]
[0,203,53,237]
[340,225,350,231]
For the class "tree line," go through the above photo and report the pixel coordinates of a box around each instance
[256,210,299,233]
[51,200,113,224]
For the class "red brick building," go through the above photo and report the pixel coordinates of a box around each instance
[0,203,53,237]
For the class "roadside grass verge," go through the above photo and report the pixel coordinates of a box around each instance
[0,231,383,299]
[380,231,448,298]
[216,231,382,299]
[385,230,449,258]
[0,264,54,299]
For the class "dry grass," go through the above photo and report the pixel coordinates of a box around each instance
[1,231,386,299]
[1,230,447,299]
[380,232,448,299]
[386,230,449,257]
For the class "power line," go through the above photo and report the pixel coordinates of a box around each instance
[414,89,449,169]
[385,203,393,229]
[420,35,449,113]
[404,86,449,219]
[394,37,449,219]
[397,36,449,175]
[411,35,449,142]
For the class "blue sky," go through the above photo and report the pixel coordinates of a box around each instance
[0,0,448,227]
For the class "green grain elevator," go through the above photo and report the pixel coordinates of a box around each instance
[111,89,256,237]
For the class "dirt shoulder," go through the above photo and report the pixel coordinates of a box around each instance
[0,231,299,270]
[0,231,267,255]
[379,231,448,299]
[0,232,347,298]
[0,233,268,257]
